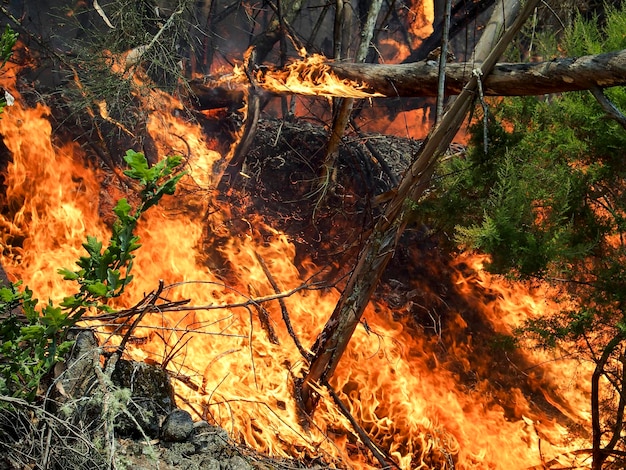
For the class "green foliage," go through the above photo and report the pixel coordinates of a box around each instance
[0,25,16,113]
[565,4,626,55]
[63,0,198,137]
[424,3,626,351]
[0,25,17,68]
[0,151,184,401]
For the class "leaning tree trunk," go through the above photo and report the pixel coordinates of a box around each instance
[590,334,626,470]
[299,0,540,414]
[321,0,384,190]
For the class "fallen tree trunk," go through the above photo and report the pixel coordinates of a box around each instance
[329,50,626,96]
[190,49,626,108]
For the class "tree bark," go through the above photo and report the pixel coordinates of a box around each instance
[189,49,626,109]
[590,334,626,470]
[298,0,539,414]
[328,49,626,97]
[322,0,384,189]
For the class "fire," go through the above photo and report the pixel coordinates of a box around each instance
[234,53,384,99]
[408,0,435,46]
[0,67,593,469]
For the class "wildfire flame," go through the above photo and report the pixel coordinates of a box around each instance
[0,62,592,469]
[232,53,384,99]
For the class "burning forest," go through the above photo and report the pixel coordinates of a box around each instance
[1,0,625,469]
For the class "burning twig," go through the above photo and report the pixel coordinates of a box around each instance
[141,278,327,313]
[248,283,280,345]
[113,280,168,358]
[255,251,313,361]
[245,304,260,390]
[217,46,263,187]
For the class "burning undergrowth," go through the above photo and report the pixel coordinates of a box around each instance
[0,58,593,469]
[203,117,590,467]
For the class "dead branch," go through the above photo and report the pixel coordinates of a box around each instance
[83,277,327,323]
[299,0,539,415]
[248,284,280,345]
[112,279,169,359]
[255,252,312,361]
[320,0,384,198]
[350,117,400,187]
[590,86,626,130]
[329,49,626,97]
[230,48,262,168]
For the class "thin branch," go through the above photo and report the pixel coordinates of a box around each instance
[255,252,312,361]
[350,117,400,187]
[248,282,280,344]
[436,0,453,123]
[84,278,327,321]
[590,86,626,130]
[324,379,400,470]
[126,6,185,69]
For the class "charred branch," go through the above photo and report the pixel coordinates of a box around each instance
[324,379,401,470]
[255,252,311,360]
[591,334,626,470]
[350,117,400,186]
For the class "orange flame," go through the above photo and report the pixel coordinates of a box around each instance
[232,53,384,99]
[0,65,593,469]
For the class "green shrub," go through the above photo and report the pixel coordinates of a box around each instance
[0,151,184,401]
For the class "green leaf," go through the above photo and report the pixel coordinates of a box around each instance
[60,296,83,309]
[113,198,133,221]
[123,150,155,183]
[82,236,103,257]
[19,325,45,341]
[86,282,109,297]
[96,304,117,313]
[107,269,121,290]
[0,26,17,66]
[0,286,16,302]
[41,305,70,331]
[58,268,79,281]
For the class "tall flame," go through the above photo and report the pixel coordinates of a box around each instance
[0,65,592,469]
